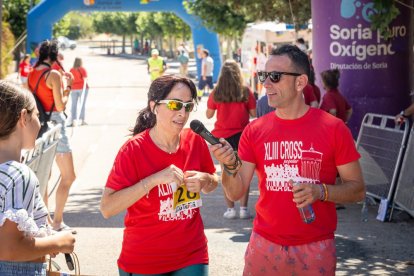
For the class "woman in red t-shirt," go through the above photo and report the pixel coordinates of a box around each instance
[206,59,256,220]
[101,75,218,275]
[320,69,352,123]
[18,54,32,89]
[69,57,89,126]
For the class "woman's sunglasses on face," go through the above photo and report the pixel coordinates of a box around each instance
[158,100,195,112]
[257,71,302,83]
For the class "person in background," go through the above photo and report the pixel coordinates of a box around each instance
[253,46,267,98]
[147,49,167,82]
[0,80,75,275]
[177,49,189,77]
[395,102,414,124]
[302,83,318,108]
[210,45,365,275]
[295,38,308,52]
[197,49,214,100]
[27,40,76,234]
[18,54,32,89]
[68,57,89,127]
[256,94,275,118]
[206,60,256,219]
[320,69,352,124]
[309,68,321,104]
[100,75,218,276]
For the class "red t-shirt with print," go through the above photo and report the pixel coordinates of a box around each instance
[238,108,360,246]
[19,62,32,77]
[207,87,256,138]
[320,89,352,122]
[105,128,216,274]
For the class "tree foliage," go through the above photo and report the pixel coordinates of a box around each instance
[186,0,311,35]
[1,22,15,78]
[3,0,41,38]
[185,1,248,38]
[370,0,400,40]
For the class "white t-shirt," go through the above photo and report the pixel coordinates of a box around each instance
[202,56,214,77]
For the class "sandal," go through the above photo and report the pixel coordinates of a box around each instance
[54,223,77,234]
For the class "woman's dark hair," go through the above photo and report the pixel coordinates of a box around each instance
[132,75,197,135]
[214,59,249,103]
[320,69,340,90]
[34,40,60,68]
[0,81,35,139]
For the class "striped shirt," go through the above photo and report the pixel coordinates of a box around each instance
[0,161,49,237]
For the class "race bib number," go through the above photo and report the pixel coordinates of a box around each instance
[173,185,202,215]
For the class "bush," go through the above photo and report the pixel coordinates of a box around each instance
[1,22,15,79]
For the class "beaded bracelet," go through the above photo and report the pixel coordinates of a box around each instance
[223,153,242,177]
[318,184,325,201]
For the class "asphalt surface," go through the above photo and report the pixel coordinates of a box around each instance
[9,45,414,275]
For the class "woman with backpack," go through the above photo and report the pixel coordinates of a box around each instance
[27,40,77,234]
[68,57,89,126]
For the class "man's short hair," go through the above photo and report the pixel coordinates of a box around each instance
[202,49,209,56]
[270,44,310,78]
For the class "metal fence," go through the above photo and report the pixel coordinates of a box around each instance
[24,124,61,198]
[393,123,414,217]
[356,113,409,202]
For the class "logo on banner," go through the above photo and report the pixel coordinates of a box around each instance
[328,0,407,69]
[84,0,95,6]
[340,0,377,22]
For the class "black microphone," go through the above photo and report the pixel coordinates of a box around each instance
[190,120,220,145]
[65,253,74,270]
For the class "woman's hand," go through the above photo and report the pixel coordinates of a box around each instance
[183,171,210,193]
[153,164,184,187]
[209,138,235,166]
[55,231,76,254]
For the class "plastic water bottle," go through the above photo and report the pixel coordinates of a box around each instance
[293,182,315,224]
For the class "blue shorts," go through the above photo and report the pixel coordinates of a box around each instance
[0,260,47,276]
[50,112,72,153]
[198,76,213,90]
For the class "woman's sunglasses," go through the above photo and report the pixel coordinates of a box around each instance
[257,71,302,83]
[158,100,195,112]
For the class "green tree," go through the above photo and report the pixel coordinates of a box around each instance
[154,12,190,57]
[1,22,15,78]
[3,0,41,38]
[93,12,140,54]
[136,13,163,54]
[186,1,248,59]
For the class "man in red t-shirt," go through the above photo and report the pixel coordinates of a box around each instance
[210,45,365,275]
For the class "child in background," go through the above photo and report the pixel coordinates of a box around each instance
[0,81,75,275]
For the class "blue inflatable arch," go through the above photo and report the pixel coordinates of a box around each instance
[27,0,222,82]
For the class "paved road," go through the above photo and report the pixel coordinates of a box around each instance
[35,46,414,276]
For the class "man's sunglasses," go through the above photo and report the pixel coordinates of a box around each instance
[257,71,302,83]
[158,100,195,112]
